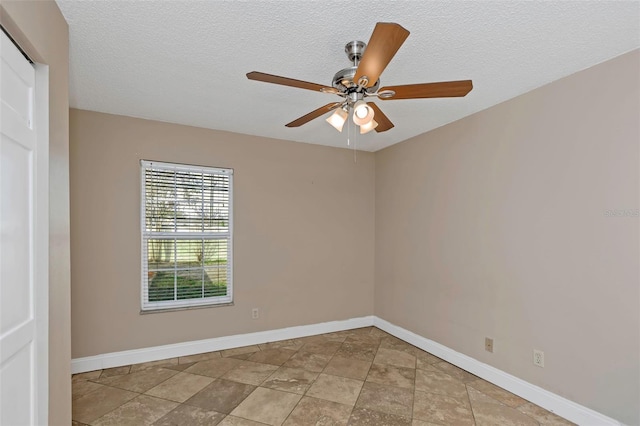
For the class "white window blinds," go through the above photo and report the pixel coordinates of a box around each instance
[140,160,233,311]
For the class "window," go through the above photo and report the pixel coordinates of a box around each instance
[141,160,233,311]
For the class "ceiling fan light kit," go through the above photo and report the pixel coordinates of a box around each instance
[247,22,473,139]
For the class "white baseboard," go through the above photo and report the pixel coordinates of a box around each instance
[373,317,623,426]
[71,315,375,374]
[72,315,622,425]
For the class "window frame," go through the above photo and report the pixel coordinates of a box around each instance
[140,160,234,312]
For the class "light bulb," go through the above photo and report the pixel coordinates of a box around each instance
[355,105,368,119]
[352,100,374,126]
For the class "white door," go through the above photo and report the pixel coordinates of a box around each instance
[0,29,48,425]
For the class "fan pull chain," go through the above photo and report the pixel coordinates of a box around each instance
[344,110,356,163]
[353,123,357,163]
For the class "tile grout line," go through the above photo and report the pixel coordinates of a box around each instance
[466,383,479,425]
[347,327,381,421]
[305,330,358,423]
[410,344,417,423]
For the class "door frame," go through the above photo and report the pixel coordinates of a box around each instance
[33,58,49,425]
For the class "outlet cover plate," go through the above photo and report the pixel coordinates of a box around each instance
[485,337,494,353]
[533,349,544,367]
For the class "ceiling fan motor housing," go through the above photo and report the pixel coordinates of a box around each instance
[332,68,380,95]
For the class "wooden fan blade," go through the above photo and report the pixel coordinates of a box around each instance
[366,102,394,132]
[247,71,335,93]
[285,102,343,127]
[353,23,410,88]
[379,80,473,100]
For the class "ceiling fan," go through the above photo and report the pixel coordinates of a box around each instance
[246,22,473,135]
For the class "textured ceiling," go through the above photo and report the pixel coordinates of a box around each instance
[56,1,639,152]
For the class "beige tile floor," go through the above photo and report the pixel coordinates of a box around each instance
[72,327,575,425]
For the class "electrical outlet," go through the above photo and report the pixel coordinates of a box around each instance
[533,349,544,367]
[485,337,494,353]
[251,308,259,320]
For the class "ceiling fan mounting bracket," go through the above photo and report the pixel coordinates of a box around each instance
[344,40,366,65]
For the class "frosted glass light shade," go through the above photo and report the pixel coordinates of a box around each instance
[326,108,348,132]
[359,119,378,134]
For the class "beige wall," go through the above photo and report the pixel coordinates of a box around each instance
[375,50,639,424]
[0,1,71,425]
[69,109,375,357]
